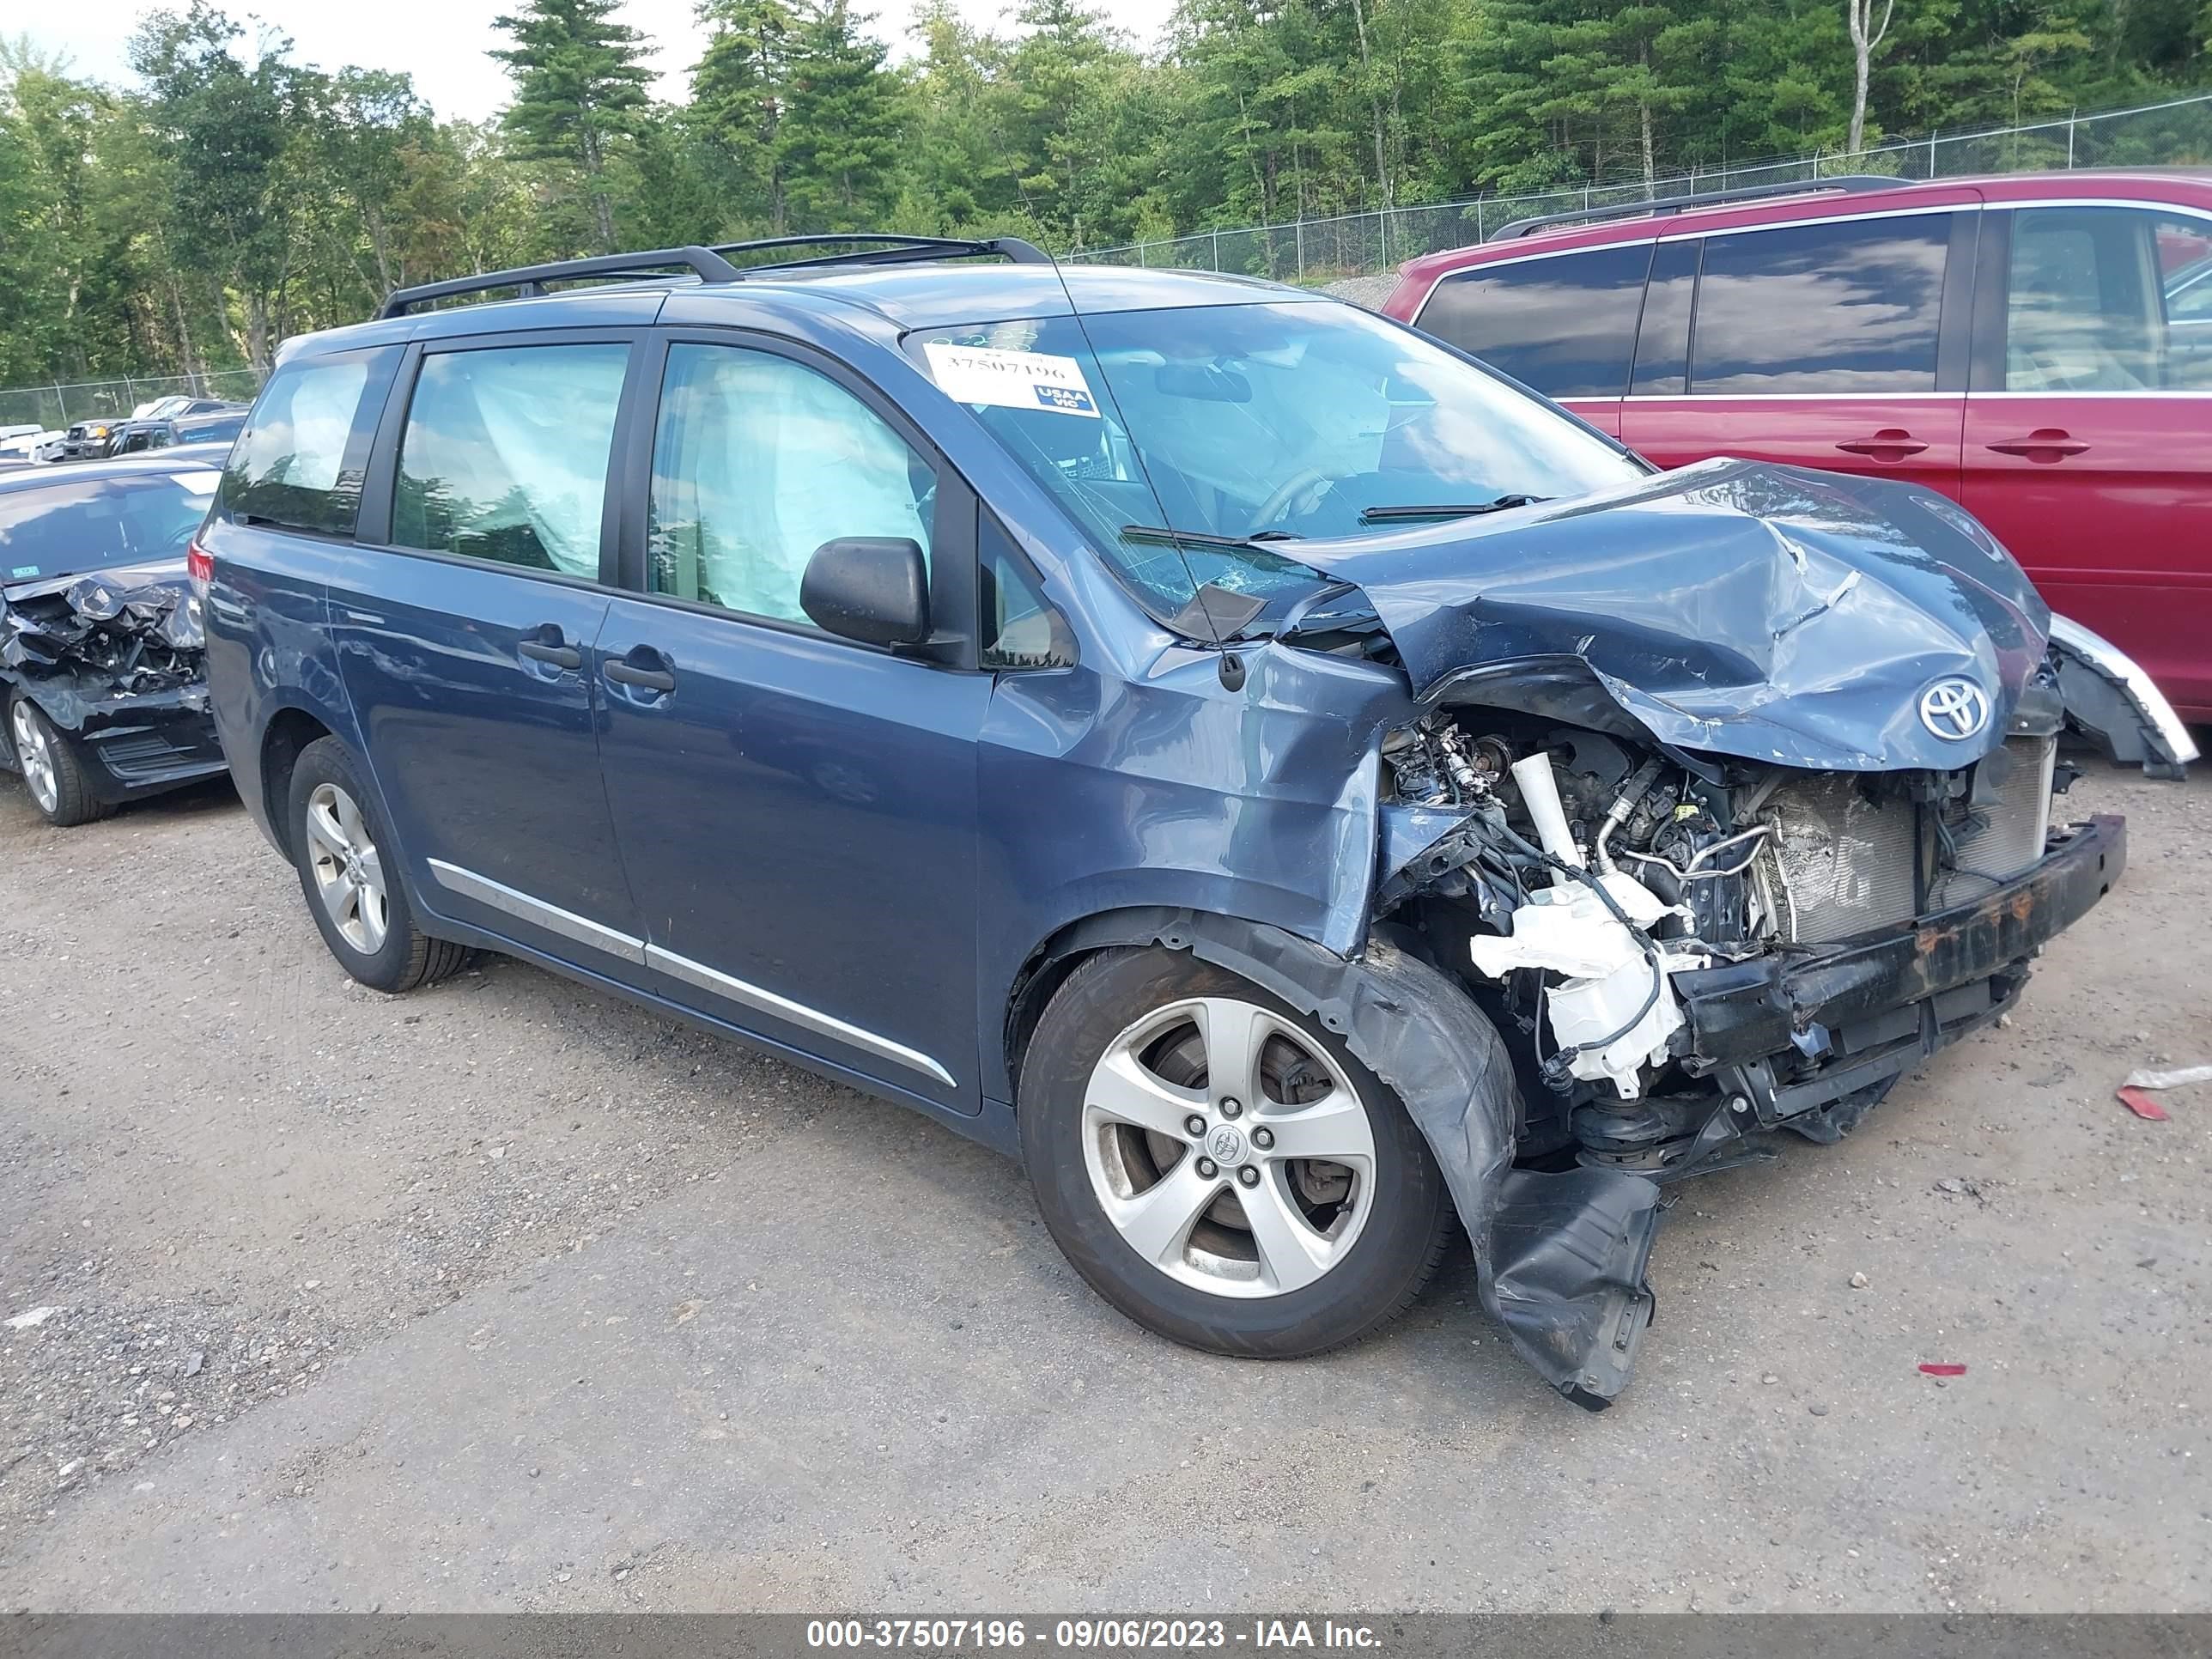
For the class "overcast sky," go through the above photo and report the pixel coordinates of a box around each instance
[18,0,1182,122]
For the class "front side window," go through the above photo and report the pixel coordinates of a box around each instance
[910,301,1642,617]
[1415,244,1653,399]
[222,348,398,536]
[392,343,629,576]
[1692,215,1952,393]
[647,343,935,626]
[2007,206,2212,391]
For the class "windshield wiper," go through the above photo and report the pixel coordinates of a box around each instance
[1358,495,1547,525]
[1121,523,1305,550]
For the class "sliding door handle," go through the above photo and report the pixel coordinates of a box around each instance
[605,647,677,694]
[1985,429,2089,459]
[1835,428,1929,459]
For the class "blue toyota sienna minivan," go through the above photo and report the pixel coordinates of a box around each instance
[199,236,2185,1408]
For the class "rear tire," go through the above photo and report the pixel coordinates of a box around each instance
[8,695,112,827]
[287,737,469,993]
[1019,947,1454,1358]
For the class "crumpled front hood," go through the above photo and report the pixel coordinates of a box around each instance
[1293,459,2051,771]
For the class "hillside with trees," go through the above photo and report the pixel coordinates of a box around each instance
[4,0,2209,386]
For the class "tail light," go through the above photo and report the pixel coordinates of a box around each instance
[186,538,213,587]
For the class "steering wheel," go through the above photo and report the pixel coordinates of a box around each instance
[1249,465,1337,537]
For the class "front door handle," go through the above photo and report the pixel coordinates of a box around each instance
[1985,428,2090,459]
[517,624,582,670]
[604,646,677,694]
[1835,428,1929,459]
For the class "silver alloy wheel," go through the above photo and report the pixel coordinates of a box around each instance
[9,702,58,815]
[1082,995,1377,1297]
[303,781,390,955]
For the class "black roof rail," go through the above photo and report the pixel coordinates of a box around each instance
[378,246,744,319]
[1487,175,1911,242]
[375,234,1056,319]
[708,233,1054,273]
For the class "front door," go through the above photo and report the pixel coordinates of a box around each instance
[597,337,990,1111]
[1960,204,2212,717]
[334,337,645,958]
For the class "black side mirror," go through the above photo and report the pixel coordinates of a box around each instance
[799,537,932,648]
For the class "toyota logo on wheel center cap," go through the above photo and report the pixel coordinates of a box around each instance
[1917,677,1990,741]
[1206,1124,1249,1166]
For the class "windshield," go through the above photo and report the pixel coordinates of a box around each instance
[0,471,219,585]
[910,299,1643,617]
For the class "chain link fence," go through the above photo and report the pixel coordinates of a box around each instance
[0,369,263,438]
[1073,89,2212,287]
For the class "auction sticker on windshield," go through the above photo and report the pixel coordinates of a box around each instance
[923,342,1101,417]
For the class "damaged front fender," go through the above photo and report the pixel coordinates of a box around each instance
[2049,614,2198,779]
[1040,907,1660,1409]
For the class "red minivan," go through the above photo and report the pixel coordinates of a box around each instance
[1385,171,2212,721]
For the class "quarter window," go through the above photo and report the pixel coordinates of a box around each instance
[980,516,1074,670]
[222,348,399,536]
[1692,216,1952,393]
[647,343,936,626]
[1417,245,1652,398]
[2006,206,2212,391]
[391,343,629,576]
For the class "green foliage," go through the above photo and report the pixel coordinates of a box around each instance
[6,0,2212,388]
[492,0,657,249]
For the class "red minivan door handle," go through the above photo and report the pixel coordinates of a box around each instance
[1984,428,2091,460]
[1835,428,1929,459]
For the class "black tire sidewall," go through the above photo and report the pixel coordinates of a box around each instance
[1019,947,1451,1358]
[8,695,105,827]
[287,738,426,991]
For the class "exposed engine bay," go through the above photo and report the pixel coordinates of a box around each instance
[1376,701,2078,1183]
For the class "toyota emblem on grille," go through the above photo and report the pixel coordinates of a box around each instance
[1917,678,1990,741]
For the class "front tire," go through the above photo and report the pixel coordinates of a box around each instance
[287,737,468,993]
[9,695,111,827]
[1020,947,1454,1358]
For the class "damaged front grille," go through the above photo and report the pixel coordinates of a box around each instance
[1754,737,2058,945]
[1935,736,2057,910]
[1756,772,1923,945]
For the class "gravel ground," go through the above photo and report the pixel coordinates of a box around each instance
[1,755,2208,1611]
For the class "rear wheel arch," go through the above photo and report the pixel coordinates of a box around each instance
[259,708,335,859]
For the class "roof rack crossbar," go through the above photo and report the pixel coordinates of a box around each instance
[708,233,1054,272]
[375,232,1059,320]
[1488,175,1908,242]
[378,246,744,319]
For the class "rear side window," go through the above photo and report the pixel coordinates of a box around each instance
[1416,245,1652,398]
[222,348,399,535]
[1692,215,1952,393]
[391,343,630,578]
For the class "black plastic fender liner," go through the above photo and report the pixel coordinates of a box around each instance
[1036,907,1661,1407]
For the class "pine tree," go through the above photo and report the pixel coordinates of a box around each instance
[780,0,901,230]
[490,0,655,252]
[694,0,798,234]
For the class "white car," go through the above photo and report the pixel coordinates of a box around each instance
[0,429,65,465]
